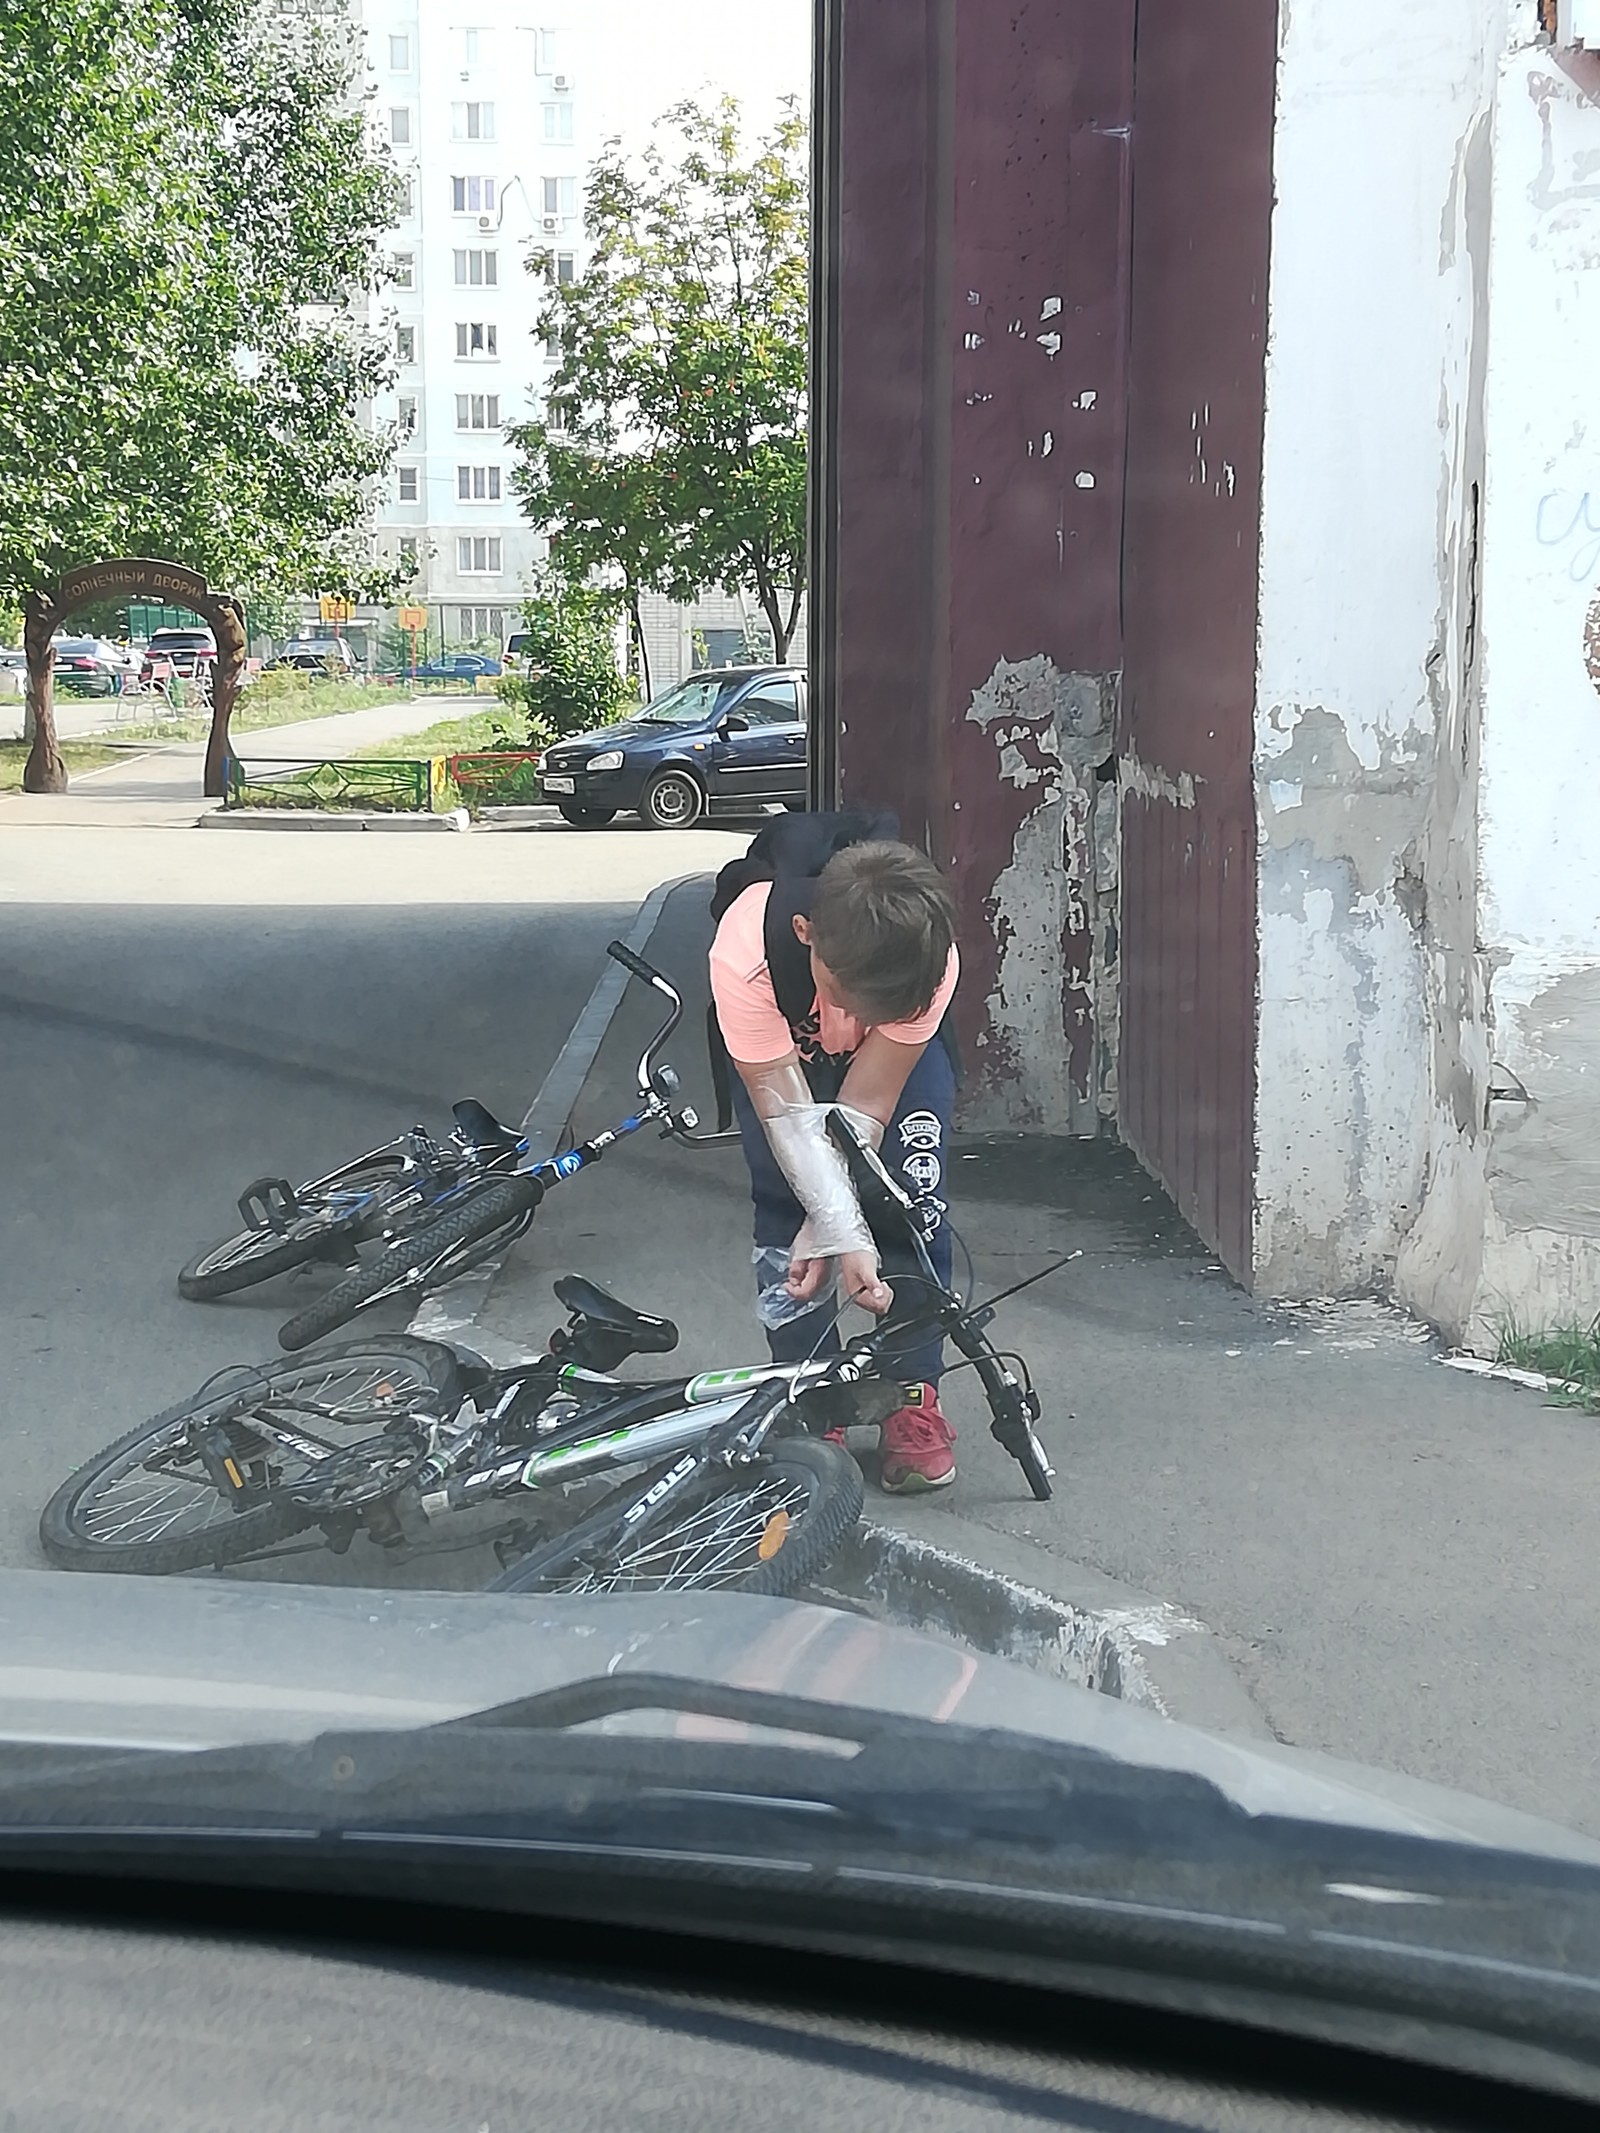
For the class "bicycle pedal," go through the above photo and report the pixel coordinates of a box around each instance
[238,1176,299,1234]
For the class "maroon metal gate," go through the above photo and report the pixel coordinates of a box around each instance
[815,0,1134,1131]
[815,0,1277,1277]
[1116,1,1278,1281]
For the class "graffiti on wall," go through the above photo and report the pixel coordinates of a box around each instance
[1533,489,1600,697]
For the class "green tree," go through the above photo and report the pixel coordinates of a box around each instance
[494,572,630,746]
[509,97,808,667]
[0,0,404,788]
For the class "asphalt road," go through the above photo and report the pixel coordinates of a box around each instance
[0,813,745,1580]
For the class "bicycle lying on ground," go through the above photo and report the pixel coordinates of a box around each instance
[175,943,702,1353]
[42,1113,1058,1592]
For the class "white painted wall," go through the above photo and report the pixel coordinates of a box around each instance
[1459,28,1600,1340]
[1253,0,1506,1294]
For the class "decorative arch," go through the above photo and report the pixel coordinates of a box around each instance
[22,558,248,797]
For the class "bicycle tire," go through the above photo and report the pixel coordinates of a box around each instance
[178,1152,412,1301]
[277,1172,544,1353]
[39,1336,463,1576]
[487,1436,864,1598]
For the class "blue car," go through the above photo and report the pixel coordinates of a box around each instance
[412,652,502,681]
[538,666,809,829]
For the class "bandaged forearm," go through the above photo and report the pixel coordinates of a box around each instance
[743,1062,883,1257]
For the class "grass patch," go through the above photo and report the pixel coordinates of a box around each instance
[1495,1320,1600,1411]
[0,738,125,790]
[83,677,405,745]
[351,707,514,758]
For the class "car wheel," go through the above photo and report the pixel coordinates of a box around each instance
[639,769,705,831]
[557,803,617,828]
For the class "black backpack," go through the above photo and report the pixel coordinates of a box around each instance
[706,809,955,1126]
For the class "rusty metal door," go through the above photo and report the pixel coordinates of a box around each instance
[1117,1,1279,1280]
[812,0,1136,1135]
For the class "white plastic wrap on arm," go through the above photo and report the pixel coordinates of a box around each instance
[743,1062,875,1257]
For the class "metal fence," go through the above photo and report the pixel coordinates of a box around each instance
[445,749,544,809]
[225,756,437,812]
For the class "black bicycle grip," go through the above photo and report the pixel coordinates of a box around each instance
[607,939,661,985]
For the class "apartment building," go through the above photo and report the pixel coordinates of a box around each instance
[359,7,587,649]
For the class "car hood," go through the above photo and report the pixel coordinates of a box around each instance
[552,717,690,753]
[1,1570,1595,1868]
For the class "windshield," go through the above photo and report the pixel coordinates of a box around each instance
[9,0,1600,2108]
[634,675,750,724]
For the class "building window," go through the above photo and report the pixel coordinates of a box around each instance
[458,605,504,640]
[453,248,498,287]
[396,325,416,364]
[546,398,567,435]
[389,107,411,147]
[542,102,574,144]
[388,33,409,68]
[541,176,577,219]
[398,536,419,572]
[455,321,498,359]
[391,251,414,289]
[458,536,502,574]
[397,394,417,438]
[554,251,575,286]
[455,392,501,429]
[452,101,494,141]
[397,169,415,217]
[463,27,480,64]
[450,175,496,215]
[456,464,502,501]
[397,465,419,503]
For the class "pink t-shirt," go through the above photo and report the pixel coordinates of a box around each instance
[710,883,959,1064]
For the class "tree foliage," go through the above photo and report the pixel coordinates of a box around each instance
[0,0,403,610]
[509,98,808,660]
[493,572,630,746]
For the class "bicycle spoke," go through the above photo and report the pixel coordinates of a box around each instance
[552,1474,812,1594]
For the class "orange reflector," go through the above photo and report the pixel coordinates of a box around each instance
[222,1457,244,1489]
[757,1510,790,1561]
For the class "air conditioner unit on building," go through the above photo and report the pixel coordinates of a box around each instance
[552,72,572,91]
[542,215,561,232]
[1557,0,1600,44]
[477,214,492,230]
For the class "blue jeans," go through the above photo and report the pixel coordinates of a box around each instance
[731,1042,956,1389]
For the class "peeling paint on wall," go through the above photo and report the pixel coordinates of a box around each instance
[961,655,1115,1134]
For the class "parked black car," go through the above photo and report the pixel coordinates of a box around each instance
[538,667,808,829]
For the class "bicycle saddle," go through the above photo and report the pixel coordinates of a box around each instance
[552,1274,679,1354]
[453,1098,525,1157]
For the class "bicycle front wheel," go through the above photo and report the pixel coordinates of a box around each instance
[277,1172,543,1352]
[487,1437,864,1599]
[40,1337,463,1576]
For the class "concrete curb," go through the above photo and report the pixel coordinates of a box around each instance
[405,872,702,1348]
[416,870,1270,1740]
[815,1519,1271,1738]
[200,808,471,833]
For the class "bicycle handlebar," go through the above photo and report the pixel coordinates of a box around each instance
[606,937,741,1145]
[606,939,663,988]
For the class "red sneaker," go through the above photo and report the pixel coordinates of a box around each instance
[878,1386,956,1494]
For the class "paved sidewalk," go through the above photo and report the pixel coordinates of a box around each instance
[476,875,1600,1840]
[0,693,477,829]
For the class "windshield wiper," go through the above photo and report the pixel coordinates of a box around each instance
[427,1672,958,1745]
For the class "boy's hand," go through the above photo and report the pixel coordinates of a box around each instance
[786,1247,892,1315]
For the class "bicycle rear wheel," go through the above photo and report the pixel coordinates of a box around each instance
[487,1437,863,1599]
[39,1337,463,1576]
[177,1153,412,1301]
[277,1172,544,1353]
